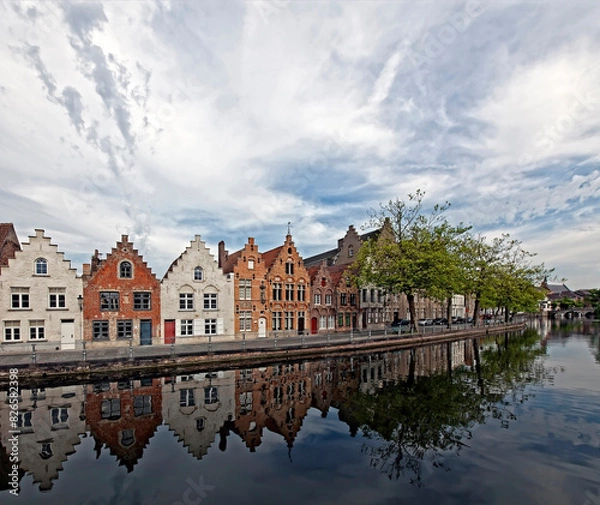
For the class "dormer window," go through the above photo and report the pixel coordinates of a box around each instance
[194,266,204,281]
[35,258,48,275]
[119,261,132,278]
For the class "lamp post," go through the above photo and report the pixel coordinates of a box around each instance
[77,294,85,361]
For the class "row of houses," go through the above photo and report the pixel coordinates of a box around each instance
[0,222,466,349]
[0,344,473,491]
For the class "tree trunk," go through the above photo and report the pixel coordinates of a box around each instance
[473,294,481,326]
[446,295,453,329]
[407,293,418,333]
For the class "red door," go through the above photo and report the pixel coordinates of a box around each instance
[164,320,175,344]
[311,317,318,334]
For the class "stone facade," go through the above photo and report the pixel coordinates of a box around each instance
[0,229,82,350]
[82,235,161,347]
[161,236,234,344]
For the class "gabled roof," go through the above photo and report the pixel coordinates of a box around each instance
[0,223,20,267]
[303,247,338,267]
[220,249,242,274]
[262,245,283,269]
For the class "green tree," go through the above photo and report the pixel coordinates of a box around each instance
[352,190,470,332]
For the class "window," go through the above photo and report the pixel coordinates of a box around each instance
[4,321,21,341]
[239,311,252,331]
[348,245,354,258]
[272,312,282,331]
[133,292,151,310]
[35,258,48,275]
[204,293,217,310]
[298,284,305,301]
[117,320,133,339]
[51,407,69,429]
[100,292,119,311]
[248,259,254,270]
[180,389,195,407]
[40,442,53,460]
[181,319,193,336]
[319,316,327,330]
[340,293,347,306]
[285,284,294,301]
[93,321,109,340]
[272,283,282,301]
[205,319,217,334]
[325,293,332,305]
[285,311,294,330]
[17,411,32,431]
[29,320,45,340]
[134,395,152,416]
[179,293,194,310]
[350,293,357,306]
[119,261,132,278]
[205,386,219,404]
[362,289,367,303]
[120,429,135,447]
[285,261,294,275]
[239,279,251,300]
[101,399,121,420]
[328,316,335,329]
[314,293,321,305]
[193,266,203,281]
[346,312,351,327]
[11,288,29,309]
[371,289,375,303]
[338,313,344,327]
[48,288,66,308]
[196,417,206,431]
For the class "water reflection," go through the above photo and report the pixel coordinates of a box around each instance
[1,322,598,503]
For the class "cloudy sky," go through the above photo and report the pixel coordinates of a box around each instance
[1,0,599,288]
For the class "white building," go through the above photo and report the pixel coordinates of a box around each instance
[0,229,83,351]
[161,235,234,343]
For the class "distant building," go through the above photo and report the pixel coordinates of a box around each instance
[82,235,161,346]
[0,229,82,350]
[161,235,234,344]
[0,223,20,267]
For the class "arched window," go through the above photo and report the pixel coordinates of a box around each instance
[119,261,132,278]
[348,245,354,258]
[35,258,48,275]
[193,266,204,281]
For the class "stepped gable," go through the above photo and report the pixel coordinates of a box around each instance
[262,245,283,269]
[23,229,78,272]
[163,234,219,280]
[0,222,20,268]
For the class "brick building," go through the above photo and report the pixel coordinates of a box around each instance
[218,237,268,338]
[82,235,161,347]
[0,223,20,267]
[262,234,311,336]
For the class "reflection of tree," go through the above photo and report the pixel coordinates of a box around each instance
[344,330,547,485]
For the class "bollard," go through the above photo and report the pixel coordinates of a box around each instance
[274,336,277,349]
[82,341,87,362]
[129,342,133,360]
[31,344,36,364]
[327,334,330,346]
[208,335,213,354]
[170,342,175,358]
[301,333,305,347]
[368,330,372,341]
[242,335,246,352]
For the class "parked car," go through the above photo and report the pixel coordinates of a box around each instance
[452,316,466,324]
[390,319,411,332]
[418,318,433,326]
[433,317,448,325]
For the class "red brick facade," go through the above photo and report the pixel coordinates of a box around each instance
[82,235,161,346]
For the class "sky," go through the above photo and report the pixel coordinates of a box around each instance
[0,0,599,289]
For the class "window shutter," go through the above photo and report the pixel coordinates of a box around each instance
[217,318,224,335]
[194,318,204,336]
[176,319,181,337]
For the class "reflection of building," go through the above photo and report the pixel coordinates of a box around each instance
[0,385,86,491]
[162,371,235,459]
[233,363,312,452]
[161,236,234,344]
[85,378,162,472]
[82,235,161,347]
[0,229,83,350]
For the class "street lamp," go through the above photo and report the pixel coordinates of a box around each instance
[77,294,85,360]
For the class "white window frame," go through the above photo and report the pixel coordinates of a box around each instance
[29,320,45,341]
[4,321,21,342]
[203,293,217,310]
[48,288,66,309]
[11,288,30,309]
[179,293,194,311]
[35,258,48,275]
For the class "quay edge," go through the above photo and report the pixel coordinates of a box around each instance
[0,323,527,387]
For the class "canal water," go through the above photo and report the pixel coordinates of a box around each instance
[1,319,598,505]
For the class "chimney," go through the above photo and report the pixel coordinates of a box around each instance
[218,241,227,268]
